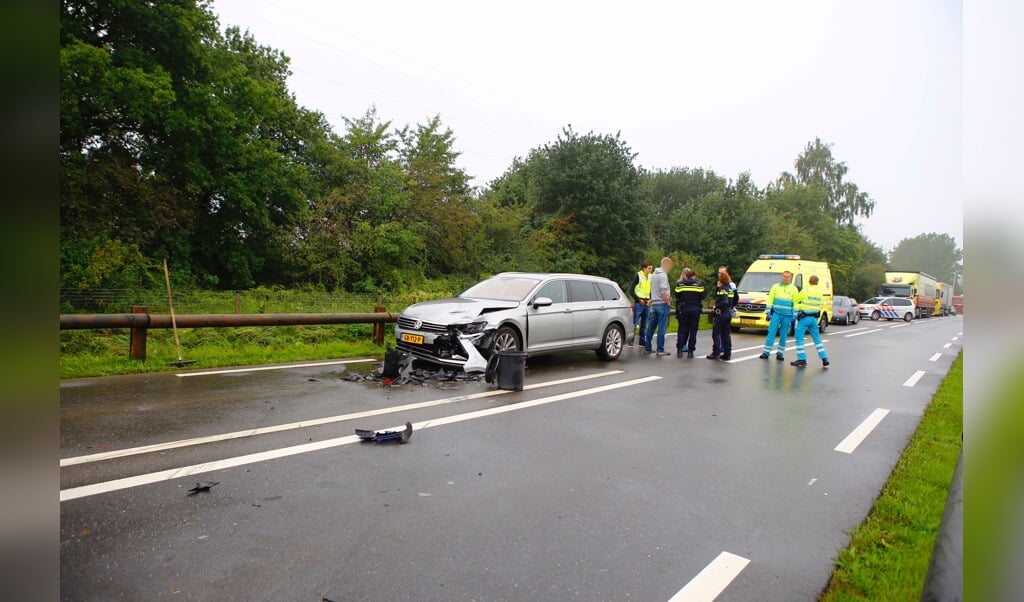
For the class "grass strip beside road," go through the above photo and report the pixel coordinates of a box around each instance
[820,351,963,601]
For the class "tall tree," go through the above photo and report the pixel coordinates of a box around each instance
[646,167,727,250]
[532,127,651,279]
[782,137,876,226]
[888,232,963,286]
[61,0,328,289]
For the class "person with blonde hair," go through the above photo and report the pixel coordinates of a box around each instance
[673,267,705,358]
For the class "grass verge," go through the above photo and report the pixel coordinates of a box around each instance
[819,351,963,601]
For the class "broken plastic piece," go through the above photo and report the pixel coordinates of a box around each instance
[355,422,413,444]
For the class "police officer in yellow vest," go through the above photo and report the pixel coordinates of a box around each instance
[759,270,799,360]
[627,260,653,346]
[790,274,830,368]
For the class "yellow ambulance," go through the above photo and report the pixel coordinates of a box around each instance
[730,254,834,333]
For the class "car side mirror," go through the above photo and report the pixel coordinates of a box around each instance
[532,296,553,308]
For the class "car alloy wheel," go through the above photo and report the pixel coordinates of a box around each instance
[871,310,880,320]
[904,312,913,322]
[492,326,521,353]
[596,324,624,361]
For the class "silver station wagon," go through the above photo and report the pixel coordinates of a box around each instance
[394,272,633,369]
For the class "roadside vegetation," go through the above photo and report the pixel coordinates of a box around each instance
[59,285,713,379]
[819,352,963,601]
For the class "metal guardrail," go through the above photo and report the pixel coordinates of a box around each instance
[59,307,399,360]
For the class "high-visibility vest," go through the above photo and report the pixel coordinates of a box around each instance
[634,271,651,299]
[795,284,824,315]
[767,282,799,315]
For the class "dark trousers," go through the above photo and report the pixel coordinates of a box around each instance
[676,306,701,351]
[711,310,732,357]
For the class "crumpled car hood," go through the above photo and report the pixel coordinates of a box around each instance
[400,297,520,323]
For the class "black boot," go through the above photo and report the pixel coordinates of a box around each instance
[686,351,694,359]
[759,353,769,359]
[790,359,807,368]
[706,353,719,360]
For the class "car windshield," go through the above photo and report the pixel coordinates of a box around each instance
[459,276,541,301]
[833,297,847,307]
[737,272,783,293]
[880,284,911,297]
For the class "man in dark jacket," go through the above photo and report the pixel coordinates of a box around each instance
[674,268,705,358]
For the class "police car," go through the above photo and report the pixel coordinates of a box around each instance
[856,296,916,321]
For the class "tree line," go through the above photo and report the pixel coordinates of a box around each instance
[60,0,961,304]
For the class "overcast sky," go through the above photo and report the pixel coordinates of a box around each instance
[211,0,964,253]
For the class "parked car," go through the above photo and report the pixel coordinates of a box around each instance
[394,272,633,368]
[831,295,859,325]
[857,296,916,322]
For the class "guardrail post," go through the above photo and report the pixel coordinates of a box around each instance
[373,292,385,345]
[129,305,148,360]
[235,291,241,314]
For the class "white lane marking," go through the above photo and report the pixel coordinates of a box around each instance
[834,408,890,454]
[952,336,959,341]
[889,324,908,329]
[903,370,927,387]
[177,359,374,377]
[958,332,962,336]
[841,327,869,334]
[725,341,829,363]
[943,343,952,349]
[668,551,750,602]
[61,371,625,467]
[807,478,817,486]
[929,353,942,362]
[845,328,884,338]
[60,376,660,502]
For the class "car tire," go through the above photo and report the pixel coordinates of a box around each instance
[596,324,625,361]
[819,315,828,333]
[844,313,850,325]
[491,326,522,354]
[904,312,913,322]
[871,310,880,321]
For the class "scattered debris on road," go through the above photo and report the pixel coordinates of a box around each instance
[186,481,220,496]
[355,421,413,444]
[344,345,483,387]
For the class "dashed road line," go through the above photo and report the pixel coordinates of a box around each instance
[835,408,890,454]
[845,328,884,338]
[903,370,927,387]
[929,353,942,362]
[943,343,952,349]
[668,551,750,601]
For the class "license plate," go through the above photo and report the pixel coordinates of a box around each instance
[741,318,757,325]
[401,333,424,345]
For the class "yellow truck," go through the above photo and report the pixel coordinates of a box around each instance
[935,282,954,316]
[880,271,937,319]
[731,254,833,333]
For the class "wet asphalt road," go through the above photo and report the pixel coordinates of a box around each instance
[60,316,964,601]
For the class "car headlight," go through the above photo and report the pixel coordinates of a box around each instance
[455,320,488,335]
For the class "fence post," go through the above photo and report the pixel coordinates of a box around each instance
[373,292,385,345]
[129,305,148,360]
[235,291,240,314]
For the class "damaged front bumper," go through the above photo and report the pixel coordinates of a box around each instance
[396,323,497,371]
